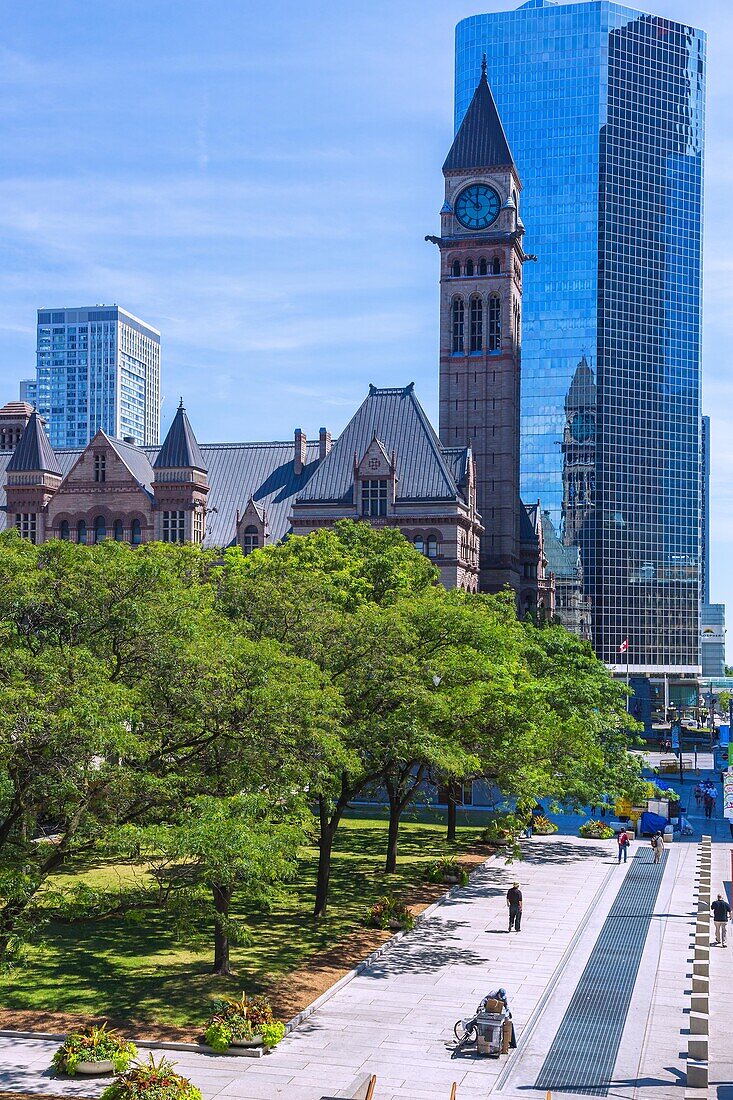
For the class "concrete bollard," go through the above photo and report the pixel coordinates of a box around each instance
[694,933,709,948]
[694,947,710,964]
[686,1060,708,1089]
[692,974,709,993]
[701,834,711,843]
[689,1012,708,1035]
[693,959,709,977]
[691,993,709,1014]
[688,1037,708,1061]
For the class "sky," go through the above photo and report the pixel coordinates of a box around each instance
[1,0,732,651]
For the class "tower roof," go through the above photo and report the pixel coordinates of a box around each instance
[153,400,206,472]
[6,411,61,475]
[565,356,597,412]
[443,59,515,173]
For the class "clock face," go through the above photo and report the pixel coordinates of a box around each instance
[454,184,501,231]
[571,412,595,443]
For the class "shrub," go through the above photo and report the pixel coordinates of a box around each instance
[479,815,518,845]
[530,816,557,835]
[427,858,469,886]
[204,992,284,1052]
[365,895,415,931]
[579,820,615,839]
[101,1055,201,1100]
[52,1024,136,1076]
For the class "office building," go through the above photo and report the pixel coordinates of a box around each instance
[455,0,705,675]
[35,306,161,447]
[19,379,37,406]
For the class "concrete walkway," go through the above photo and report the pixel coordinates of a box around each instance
[0,823,728,1100]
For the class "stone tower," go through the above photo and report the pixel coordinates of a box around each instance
[5,410,61,542]
[561,356,596,548]
[429,60,526,594]
[152,401,209,543]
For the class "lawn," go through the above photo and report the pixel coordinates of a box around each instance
[0,807,487,1028]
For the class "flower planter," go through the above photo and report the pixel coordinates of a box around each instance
[75,1059,116,1075]
[230,1038,264,1049]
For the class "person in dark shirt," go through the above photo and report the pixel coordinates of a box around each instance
[711,894,731,946]
[507,882,522,932]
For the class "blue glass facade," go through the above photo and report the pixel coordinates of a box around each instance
[35,306,161,448]
[456,0,705,672]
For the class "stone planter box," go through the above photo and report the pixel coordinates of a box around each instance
[231,1037,264,1049]
[75,1059,116,1075]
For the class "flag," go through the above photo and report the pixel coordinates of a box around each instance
[619,639,629,654]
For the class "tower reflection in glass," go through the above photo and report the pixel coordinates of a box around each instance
[456,0,705,672]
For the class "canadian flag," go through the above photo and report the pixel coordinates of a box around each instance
[619,639,629,654]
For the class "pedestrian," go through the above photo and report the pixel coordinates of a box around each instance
[694,783,703,809]
[506,882,522,932]
[617,828,631,864]
[711,894,731,947]
[651,831,664,864]
[703,792,714,820]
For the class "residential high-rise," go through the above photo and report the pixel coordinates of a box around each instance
[19,379,37,406]
[455,0,705,676]
[35,306,161,447]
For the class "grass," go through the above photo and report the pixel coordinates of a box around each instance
[0,807,486,1028]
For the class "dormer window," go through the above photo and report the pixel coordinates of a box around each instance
[242,525,259,555]
[94,453,106,483]
[361,479,388,517]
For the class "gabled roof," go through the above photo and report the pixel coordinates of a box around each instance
[444,60,515,173]
[521,500,540,545]
[296,384,464,506]
[6,411,61,475]
[105,435,156,497]
[153,401,206,472]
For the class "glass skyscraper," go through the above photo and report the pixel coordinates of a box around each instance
[35,306,161,448]
[456,0,705,674]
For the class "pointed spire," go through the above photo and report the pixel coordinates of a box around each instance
[443,63,515,173]
[153,402,206,471]
[6,411,61,475]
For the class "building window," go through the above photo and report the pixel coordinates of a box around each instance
[361,479,388,517]
[243,525,259,555]
[414,536,425,554]
[465,259,474,277]
[94,516,106,543]
[479,258,487,276]
[94,453,106,482]
[427,537,439,559]
[451,260,461,277]
[492,257,501,274]
[59,520,70,541]
[193,507,205,544]
[451,297,465,353]
[162,510,186,543]
[131,519,142,545]
[469,296,483,352]
[488,296,502,350]
[113,519,124,541]
[77,520,87,545]
[15,513,37,543]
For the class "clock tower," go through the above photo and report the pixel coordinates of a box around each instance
[428,60,528,595]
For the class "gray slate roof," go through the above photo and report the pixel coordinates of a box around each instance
[154,403,206,471]
[6,411,61,475]
[444,65,515,173]
[296,384,468,506]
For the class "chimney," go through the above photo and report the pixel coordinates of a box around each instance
[123,435,136,445]
[294,428,306,475]
[319,426,332,461]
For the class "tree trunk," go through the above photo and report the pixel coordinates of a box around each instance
[211,882,233,975]
[314,798,338,918]
[385,792,401,874]
[447,788,457,842]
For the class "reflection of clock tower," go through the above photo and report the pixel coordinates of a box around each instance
[561,356,597,547]
[428,60,527,594]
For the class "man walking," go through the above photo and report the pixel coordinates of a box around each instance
[711,894,731,946]
[703,791,714,820]
[651,831,664,864]
[617,828,631,863]
[506,882,522,932]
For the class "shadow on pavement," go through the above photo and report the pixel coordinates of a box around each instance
[363,917,486,978]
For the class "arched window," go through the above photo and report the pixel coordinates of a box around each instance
[59,520,70,541]
[131,519,142,545]
[465,259,474,277]
[427,537,439,559]
[451,260,461,278]
[77,520,87,545]
[113,519,124,541]
[451,297,464,354]
[414,536,424,555]
[243,525,259,555]
[478,258,487,276]
[469,296,483,352]
[94,515,106,543]
[492,257,501,275]
[488,296,502,350]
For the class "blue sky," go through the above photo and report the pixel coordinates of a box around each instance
[1,0,732,649]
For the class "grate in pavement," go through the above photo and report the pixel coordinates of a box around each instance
[533,849,667,1096]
